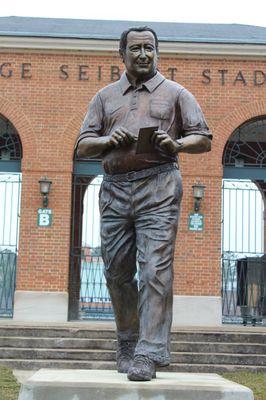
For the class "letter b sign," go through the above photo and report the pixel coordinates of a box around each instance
[37,208,52,227]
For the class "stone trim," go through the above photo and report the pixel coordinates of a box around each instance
[1,36,266,58]
[172,295,222,327]
[13,291,69,322]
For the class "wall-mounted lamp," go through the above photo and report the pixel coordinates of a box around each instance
[192,184,205,212]
[39,177,52,208]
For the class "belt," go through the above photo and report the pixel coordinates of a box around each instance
[103,162,178,182]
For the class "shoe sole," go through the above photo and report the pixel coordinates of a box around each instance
[127,371,156,381]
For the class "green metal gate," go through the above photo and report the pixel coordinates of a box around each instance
[0,174,22,317]
[221,179,265,325]
[69,160,113,320]
[222,116,266,325]
[0,115,22,318]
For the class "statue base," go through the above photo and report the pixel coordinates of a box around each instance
[18,369,254,400]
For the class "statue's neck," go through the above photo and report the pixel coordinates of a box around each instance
[126,71,157,88]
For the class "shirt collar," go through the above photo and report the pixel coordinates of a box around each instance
[120,71,165,95]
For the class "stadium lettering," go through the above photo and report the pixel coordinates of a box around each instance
[0,62,265,87]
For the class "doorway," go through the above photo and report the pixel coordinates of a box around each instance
[69,156,113,320]
[0,115,22,318]
[221,116,266,325]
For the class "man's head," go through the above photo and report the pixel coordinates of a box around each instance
[119,26,159,83]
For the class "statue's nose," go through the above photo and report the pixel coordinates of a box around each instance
[139,48,148,60]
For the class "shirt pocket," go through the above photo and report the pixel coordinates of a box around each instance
[150,99,172,120]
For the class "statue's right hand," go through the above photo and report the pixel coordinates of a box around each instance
[108,127,137,148]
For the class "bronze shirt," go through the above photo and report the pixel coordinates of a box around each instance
[79,72,212,174]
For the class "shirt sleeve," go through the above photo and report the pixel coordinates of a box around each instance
[178,88,213,140]
[77,92,104,146]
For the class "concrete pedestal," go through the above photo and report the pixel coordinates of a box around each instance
[18,369,254,400]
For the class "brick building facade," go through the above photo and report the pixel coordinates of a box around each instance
[0,17,265,326]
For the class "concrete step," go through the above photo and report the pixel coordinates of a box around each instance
[171,342,266,354]
[0,337,117,350]
[0,326,265,343]
[0,325,264,373]
[0,327,116,339]
[0,336,262,353]
[0,336,265,354]
[1,358,265,373]
[1,348,265,366]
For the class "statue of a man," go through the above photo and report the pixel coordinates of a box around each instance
[77,26,212,381]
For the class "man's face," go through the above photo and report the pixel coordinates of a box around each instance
[122,31,158,82]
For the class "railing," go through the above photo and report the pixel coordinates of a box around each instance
[221,179,265,325]
[69,173,113,320]
[222,253,266,325]
[79,250,113,319]
[0,250,17,317]
[0,173,21,317]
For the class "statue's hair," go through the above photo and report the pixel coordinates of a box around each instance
[119,26,159,54]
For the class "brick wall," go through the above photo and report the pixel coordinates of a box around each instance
[1,50,266,298]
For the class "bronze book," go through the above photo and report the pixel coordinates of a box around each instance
[136,126,159,154]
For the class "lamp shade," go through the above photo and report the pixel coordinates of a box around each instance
[39,177,52,195]
[192,184,205,199]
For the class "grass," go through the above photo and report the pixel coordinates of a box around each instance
[221,372,266,400]
[0,366,20,400]
[0,365,265,400]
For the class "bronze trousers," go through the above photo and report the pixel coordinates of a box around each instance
[99,163,182,365]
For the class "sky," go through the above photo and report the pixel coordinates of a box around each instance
[0,0,266,28]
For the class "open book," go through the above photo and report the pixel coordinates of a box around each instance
[136,126,159,154]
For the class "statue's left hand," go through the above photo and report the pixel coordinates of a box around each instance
[151,130,181,155]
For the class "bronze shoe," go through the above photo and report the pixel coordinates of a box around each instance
[116,340,136,373]
[127,354,156,381]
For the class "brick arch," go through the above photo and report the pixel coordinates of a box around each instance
[0,95,38,169]
[62,111,86,161]
[215,100,266,159]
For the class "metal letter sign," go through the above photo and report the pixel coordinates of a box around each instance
[188,213,204,231]
[37,208,52,227]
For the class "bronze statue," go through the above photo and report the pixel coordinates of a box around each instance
[77,26,212,381]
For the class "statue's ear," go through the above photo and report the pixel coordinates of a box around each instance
[119,49,125,63]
